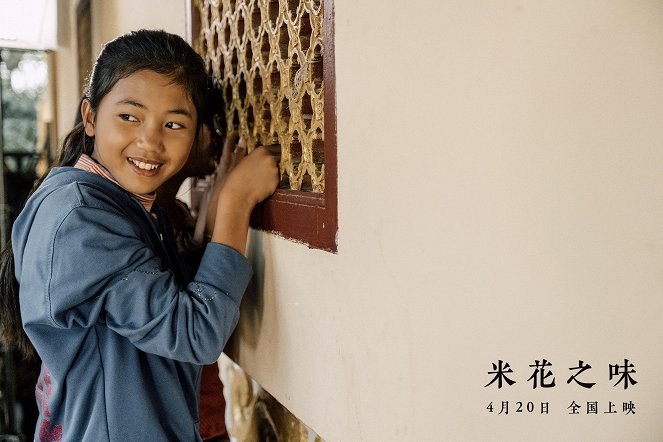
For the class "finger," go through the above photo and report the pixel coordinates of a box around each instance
[232,137,247,166]
[264,144,281,158]
[219,132,239,171]
[223,131,240,150]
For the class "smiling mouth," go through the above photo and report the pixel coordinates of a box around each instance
[128,158,162,171]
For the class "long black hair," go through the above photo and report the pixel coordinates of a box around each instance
[0,29,209,359]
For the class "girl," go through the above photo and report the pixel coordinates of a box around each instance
[1,29,278,441]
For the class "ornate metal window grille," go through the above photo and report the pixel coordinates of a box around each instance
[195,0,337,252]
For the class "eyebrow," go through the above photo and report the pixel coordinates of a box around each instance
[116,98,194,119]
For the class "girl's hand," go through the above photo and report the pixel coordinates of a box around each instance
[209,142,279,253]
[206,135,277,235]
[222,144,279,207]
[214,131,241,186]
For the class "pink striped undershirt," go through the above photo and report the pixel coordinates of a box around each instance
[74,154,156,212]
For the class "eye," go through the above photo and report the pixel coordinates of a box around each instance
[119,114,138,122]
[165,121,186,130]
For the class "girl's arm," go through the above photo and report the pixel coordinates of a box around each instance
[23,193,253,365]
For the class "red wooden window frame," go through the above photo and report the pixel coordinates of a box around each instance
[189,0,337,253]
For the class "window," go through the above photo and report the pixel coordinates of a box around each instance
[193,0,337,252]
[0,49,55,244]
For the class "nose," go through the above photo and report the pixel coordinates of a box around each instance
[138,122,163,151]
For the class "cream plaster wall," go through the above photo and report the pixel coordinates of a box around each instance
[54,0,186,143]
[52,1,663,440]
[233,1,663,441]
[54,0,79,142]
[89,0,187,61]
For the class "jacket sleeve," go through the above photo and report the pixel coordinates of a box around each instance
[45,204,252,364]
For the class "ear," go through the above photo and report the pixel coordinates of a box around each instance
[81,98,96,137]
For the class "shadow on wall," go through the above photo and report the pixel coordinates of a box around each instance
[229,231,270,358]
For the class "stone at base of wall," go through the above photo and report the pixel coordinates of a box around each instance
[219,355,323,442]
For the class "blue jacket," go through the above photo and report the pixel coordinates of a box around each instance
[12,167,252,441]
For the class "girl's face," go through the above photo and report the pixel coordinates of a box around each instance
[82,70,197,195]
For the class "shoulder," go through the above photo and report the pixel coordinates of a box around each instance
[17,168,146,248]
[12,168,153,287]
[33,168,138,219]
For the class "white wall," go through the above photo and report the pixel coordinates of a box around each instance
[54,0,79,141]
[233,1,663,441]
[54,0,186,142]
[90,0,187,60]
[52,1,663,440]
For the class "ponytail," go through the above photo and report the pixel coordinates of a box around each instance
[59,122,94,167]
[0,122,92,360]
[0,242,36,359]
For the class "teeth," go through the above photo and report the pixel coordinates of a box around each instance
[130,158,160,170]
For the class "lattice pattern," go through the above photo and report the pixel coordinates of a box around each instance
[197,0,325,192]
